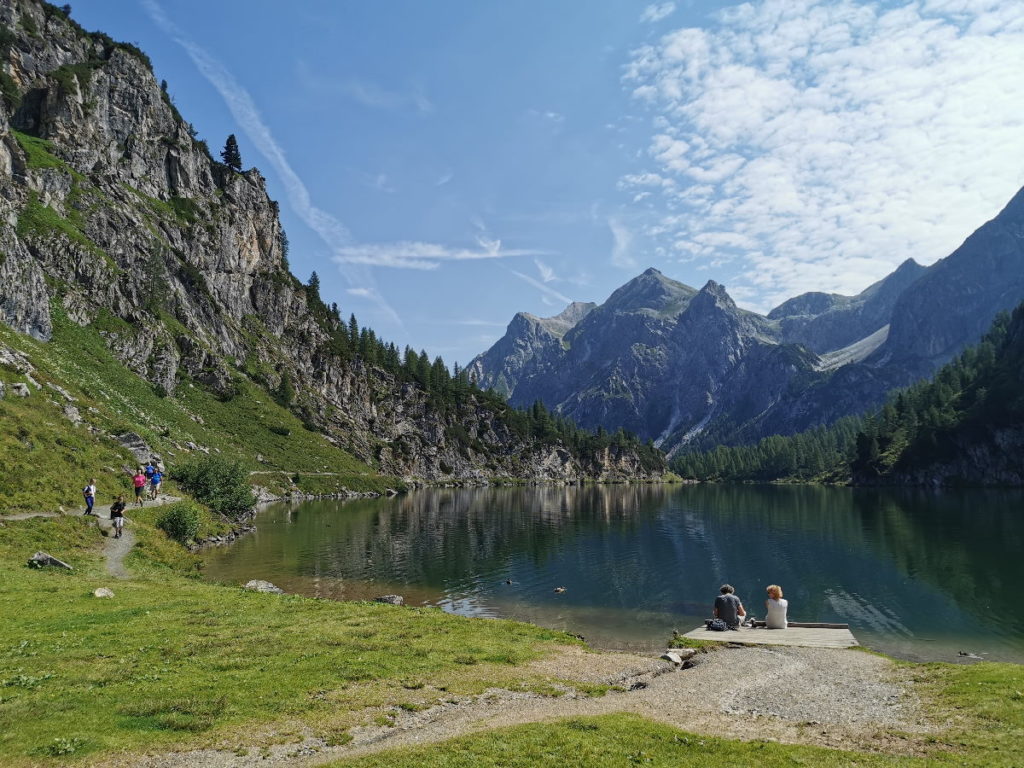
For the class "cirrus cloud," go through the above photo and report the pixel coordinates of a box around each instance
[622,0,1024,310]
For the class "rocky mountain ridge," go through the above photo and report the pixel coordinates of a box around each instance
[471,188,1024,455]
[0,0,665,483]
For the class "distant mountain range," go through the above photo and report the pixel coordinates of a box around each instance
[470,186,1024,455]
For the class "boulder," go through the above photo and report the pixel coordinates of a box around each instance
[115,432,157,465]
[12,382,30,397]
[374,594,405,606]
[93,587,115,598]
[660,648,697,666]
[244,579,284,594]
[0,380,4,399]
[63,404,83,424]
[28,551,73,569]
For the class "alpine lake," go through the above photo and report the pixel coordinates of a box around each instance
[201,484,1024,664]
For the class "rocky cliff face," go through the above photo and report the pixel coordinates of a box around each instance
[769,258,926,353]
[0,0,664,482]
[471,189,1024,455]
[468,301,595,397]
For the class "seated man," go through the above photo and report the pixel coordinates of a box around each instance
[713,584,747,630]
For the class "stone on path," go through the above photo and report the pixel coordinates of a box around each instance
[660,648,697,666]
[374,594,405,606]
[93,587,115,598]
[244,579,284,594]
[28,551,73,569]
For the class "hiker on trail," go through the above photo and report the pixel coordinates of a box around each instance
[132,469,147,507]
[144,462,156,482]
[149,468,163,500]
[713,584,748,630]
[765,584,789,629]
[110,495,127,539]
[82,478,97,516]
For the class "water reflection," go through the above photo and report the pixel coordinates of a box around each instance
[201,484,1024,662]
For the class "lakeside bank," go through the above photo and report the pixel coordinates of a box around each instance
[1,506,1022,767]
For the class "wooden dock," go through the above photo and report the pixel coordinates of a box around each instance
[681,621,858,649]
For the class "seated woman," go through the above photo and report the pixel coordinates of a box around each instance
[765,584,788,629]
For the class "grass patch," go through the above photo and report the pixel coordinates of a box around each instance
[326,712,919,767]
[11,131,79,175]
[0,513,580,765]
[16,191,115,270]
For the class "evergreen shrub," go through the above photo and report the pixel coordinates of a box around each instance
[173,455,255,519]
[156,501,202,543]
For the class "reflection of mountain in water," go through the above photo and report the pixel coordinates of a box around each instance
[203,485,1024,662]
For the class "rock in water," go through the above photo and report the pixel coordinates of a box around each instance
[374,594,405,605]
[93,587,115,598]
[28,552,73,570]
[244,579,284,594]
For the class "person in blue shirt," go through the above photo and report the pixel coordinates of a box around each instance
[144,463,156,481]
[149,470,163,500]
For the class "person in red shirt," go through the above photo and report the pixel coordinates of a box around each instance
[132,469,147,507]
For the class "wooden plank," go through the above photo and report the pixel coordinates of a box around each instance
[750,621,850,629]
[681,624,858,649]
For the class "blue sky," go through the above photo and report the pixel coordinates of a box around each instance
[72,0,1024,366]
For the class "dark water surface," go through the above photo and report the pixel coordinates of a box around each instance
[201,485,1024,663]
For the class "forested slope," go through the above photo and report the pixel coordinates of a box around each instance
[673,303,1024,487]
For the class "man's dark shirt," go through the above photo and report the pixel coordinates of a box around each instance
[714,593,742,626]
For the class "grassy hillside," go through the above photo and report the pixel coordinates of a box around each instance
[0,303,402,514]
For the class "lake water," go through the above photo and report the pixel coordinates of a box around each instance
[201,484,1024,663]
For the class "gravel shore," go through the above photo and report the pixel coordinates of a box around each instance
[127,644,937,768]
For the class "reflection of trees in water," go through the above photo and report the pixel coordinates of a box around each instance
[292,485,675,588]
[243,485,1023,636]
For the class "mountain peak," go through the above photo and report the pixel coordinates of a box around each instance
[689,279,737,313]
[603,269,698,316]
[538,301,596,337]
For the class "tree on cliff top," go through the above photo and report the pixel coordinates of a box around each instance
[221,134,242,171]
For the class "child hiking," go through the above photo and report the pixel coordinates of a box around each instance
[82,478,97,516]
[110,495,127,539]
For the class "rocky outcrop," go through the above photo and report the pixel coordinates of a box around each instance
[0,0,663,482]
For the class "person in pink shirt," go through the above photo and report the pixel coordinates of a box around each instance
[132,469,147,507]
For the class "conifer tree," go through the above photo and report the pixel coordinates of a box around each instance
[221,134,242,171]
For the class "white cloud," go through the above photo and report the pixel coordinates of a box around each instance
[622,0,1024,309]
[342,78,433,113]
[609,217,637,269]
[435,171,454,187]
[640,3,676,23]
[334,237,545,270]
[508,268,573,305]
[534,258,557,283]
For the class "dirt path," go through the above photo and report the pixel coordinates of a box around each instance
[4,495,180,578]
[126,644,937,768]
[95,495,180,579]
